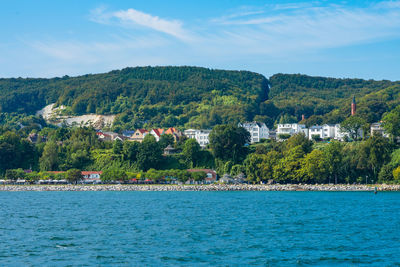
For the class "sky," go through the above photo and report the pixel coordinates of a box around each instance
[1,0,400,80]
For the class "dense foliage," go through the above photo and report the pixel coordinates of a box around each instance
[0,66,268,130]
[2,125,400,184]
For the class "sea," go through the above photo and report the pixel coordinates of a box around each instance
[0,191,399,266]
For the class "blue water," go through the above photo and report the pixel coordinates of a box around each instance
[0,192,399,266]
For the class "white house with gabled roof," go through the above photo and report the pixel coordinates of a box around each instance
[277,123,308,139]
[238,121,269,143]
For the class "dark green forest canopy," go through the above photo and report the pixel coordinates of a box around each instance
[0,66,268,129]
[1,67,400,130]
[269,73,400,124]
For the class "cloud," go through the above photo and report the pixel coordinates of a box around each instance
[208,2,400,55]
[90,7,191,41]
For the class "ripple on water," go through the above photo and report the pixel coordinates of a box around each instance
[0,191,399,266]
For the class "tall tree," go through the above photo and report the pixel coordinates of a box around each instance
[382,106,400,140]
[136,135,162,171]
[323,141,343,184]
[340,116,368,140]
[209,124,250,163]
[182,138,201,168]
[39,141,59,171]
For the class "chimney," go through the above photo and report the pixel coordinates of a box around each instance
[302,114,305,121]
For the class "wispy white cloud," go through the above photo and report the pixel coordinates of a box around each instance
[20,1,400,79]
[90,7,192,41]
[208,1,400,55]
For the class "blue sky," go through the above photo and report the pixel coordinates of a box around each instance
[1,0,400,80]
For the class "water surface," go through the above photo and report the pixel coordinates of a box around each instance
[0,191,399,266]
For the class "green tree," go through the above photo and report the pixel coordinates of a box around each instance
[298,150,329,184]
[230,164,245,176]
[159,134,175,149]
[382,106,400,140]
[122,141,140,162]
[285,133,313,154]
[209,124,250,163]
[182,138,201,168]
[5,169,25,181]
[360,135,393,179]
[323,141,343,184]
[244,154,266,183]
[192,171,207,182]
[101,168,128,182]
[66,169,82,184]
[340,116,368,140]
[113,139,123,154]
[136,135,162,171]
[39,141,59,171]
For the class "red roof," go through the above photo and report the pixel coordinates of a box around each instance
[165,127,179,135]
[137,129,149,134]
[151,129,164,137]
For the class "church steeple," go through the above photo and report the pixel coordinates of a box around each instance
[351,96,356,116]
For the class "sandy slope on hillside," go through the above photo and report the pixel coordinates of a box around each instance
[36,104,115,129]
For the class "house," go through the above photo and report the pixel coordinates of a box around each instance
[238,121,269,143]
[184,129,211,148]
[122,130,136,137]
[371,122,389,137]
[81,171,102,183]
[276,123,309,139]
[96,131,127,142]
[187,169,217,184]
[130,129,149,142]
[308,126,324,140]
[219,174,235,183]
[96,132,113,141]
[48,171,102,183]
[163,145,178,155]
[164,127,183,142]
[322,124,336,139]
[150,128,165,141]
[308,124,336,140]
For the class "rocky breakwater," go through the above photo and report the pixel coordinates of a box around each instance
[0,184,399,191]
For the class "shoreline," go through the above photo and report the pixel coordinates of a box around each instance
[0,184,399,192]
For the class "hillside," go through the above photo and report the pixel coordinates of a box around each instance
[0,68,399,131]
[268,74,400,125]
[0,66,268,130]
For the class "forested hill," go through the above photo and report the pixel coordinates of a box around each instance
[0,66,269,129]
[1,67,400,131]
[268,73,400,125]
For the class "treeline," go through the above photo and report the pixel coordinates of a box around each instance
[268,73,400,126]
[1,123,400,184]
[2,67,400,132]
[0,66,268,130]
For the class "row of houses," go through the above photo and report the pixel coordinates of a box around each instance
[97,127,184,143]
[95,121,389,149]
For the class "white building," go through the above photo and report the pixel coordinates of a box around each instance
[309,124,336,140]
[370,122,389,137]
[238,122,269,143]
[276,123,308,139]
[183,129,211,148]
[308,126,324,140]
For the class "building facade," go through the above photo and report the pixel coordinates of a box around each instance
[238,122,269,143]
[277,123,309,138]
[183,129,211,148]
